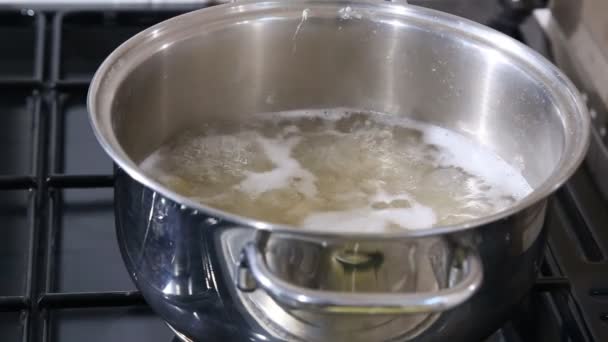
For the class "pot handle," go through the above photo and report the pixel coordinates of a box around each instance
[236,241,483,314]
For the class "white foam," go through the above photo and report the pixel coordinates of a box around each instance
[257,109,533,200]
[238,135,318,198]
[421,126,531,199]
[138,148,165,179]
[139,108,534,232]
[253,108,352,122]
[302,191,437,231]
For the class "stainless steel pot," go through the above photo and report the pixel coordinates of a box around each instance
[88,1,590,340]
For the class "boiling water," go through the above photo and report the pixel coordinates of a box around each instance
[140,110,532,232]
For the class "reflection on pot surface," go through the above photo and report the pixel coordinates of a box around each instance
[115,169,547,341]
[224,230,450,341]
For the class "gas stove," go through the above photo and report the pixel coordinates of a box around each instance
[0,1,606,341]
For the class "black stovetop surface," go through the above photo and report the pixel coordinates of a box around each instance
[0,2,606,342]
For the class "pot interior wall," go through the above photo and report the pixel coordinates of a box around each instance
[109,3,572,188]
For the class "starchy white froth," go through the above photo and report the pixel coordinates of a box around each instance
[140,109,533,232]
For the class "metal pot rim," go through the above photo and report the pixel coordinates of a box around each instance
[88,0,590,238]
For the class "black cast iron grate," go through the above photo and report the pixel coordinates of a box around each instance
[0,6,605,342]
